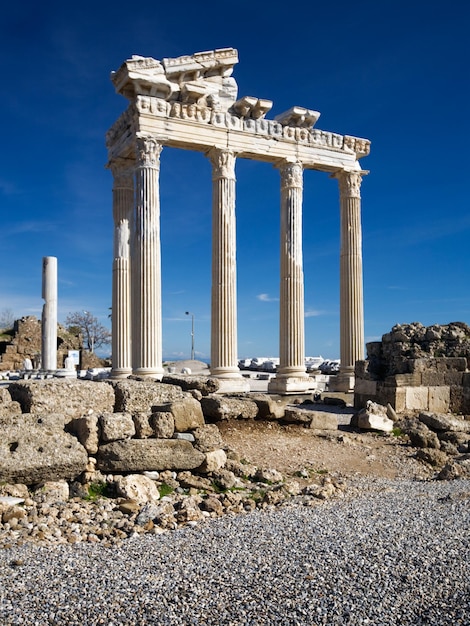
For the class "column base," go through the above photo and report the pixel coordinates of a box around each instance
[210,370,251,393]
[110,368,132,380]
[268,374,312,394]
[54,369,77,379]
[328,372,355,392]
[132,367,164,380]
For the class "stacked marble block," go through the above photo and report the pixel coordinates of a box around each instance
[354,322,470,414]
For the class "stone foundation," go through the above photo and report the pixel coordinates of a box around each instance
[354,322,470,413]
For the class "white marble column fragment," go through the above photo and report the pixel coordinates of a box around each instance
[334,169,366,391]
[131,137,164,378]
[268,161,311,394]
[41,256,57,372]
[208,148,249,392]
[110,159,133,378]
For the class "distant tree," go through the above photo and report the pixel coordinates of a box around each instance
[0,308,15,330]
[65,311,111,353]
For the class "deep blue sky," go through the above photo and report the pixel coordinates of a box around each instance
[1,0,469,361]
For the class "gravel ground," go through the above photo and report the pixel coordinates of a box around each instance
[1,477,469,625]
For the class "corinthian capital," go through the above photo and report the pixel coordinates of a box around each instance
[109,158,134,188]
[279,161,303,190]
[207,148,236,180]
[136,136,163,168]
[337,170,364,198]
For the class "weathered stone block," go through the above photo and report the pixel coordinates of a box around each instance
[354,379,378,396]
[97,439,205,472]
[0,388,21,416]
[387,373,422,387]
[201,395,259,421]
[99,412,135,442]
[400,419,440,449]
[418,411,470,433]
[161,374,219,396]
[282,408,312,424]
[113,474,160,503]
[191,424,225,452]
[70,414,99,454]
[8,380,114,419]
[110,379,184,413]
[405,386,428,411]
[450,385,464,414]
[355,410,393,433]
[157,397,205,432]
[198,449,227,473]
[133,412,153,438]
[444,371,465,386]
[421,371,446,386]
[308,411,338,430]
[250,394,285,420]
[0,413,88,484]
[150,411,175,438]
[428,386,450,413]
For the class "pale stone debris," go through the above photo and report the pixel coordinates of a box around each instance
[106,48,370,392]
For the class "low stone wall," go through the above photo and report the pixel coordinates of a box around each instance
[0,377,344,490]
[0,316,81,371]
[355,322,470,413]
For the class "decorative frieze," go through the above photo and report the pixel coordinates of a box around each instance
[129,93,370,158]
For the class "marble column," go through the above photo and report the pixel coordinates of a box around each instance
[41,256,57,373]
[334,169,366,392]
[110,159,133,378]
[131,136,164,379]
[268,161,311,394]
[208,148,249,392]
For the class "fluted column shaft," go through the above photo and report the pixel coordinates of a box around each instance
[41,256,57,372]
[278,161,307,375]
[208,148,243,380]
[338,170,365,376]
[269,161,309,393]
[132,137,164,378]
[110,159,133,378]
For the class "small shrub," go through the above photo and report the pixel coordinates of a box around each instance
[158,483,174,498]
[85,482,111,501]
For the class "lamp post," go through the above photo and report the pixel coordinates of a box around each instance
[185,311,195,360]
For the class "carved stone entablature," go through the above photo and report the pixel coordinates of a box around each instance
[343,136,371,159]
[162,48,238,80]
[232,97,273,119]
[111,55,175,101]
[107,48,371,171]
[275,106,321,129]
[112,48,239,112]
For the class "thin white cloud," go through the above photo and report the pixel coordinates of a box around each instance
[257,293,278,302]
[305,309,324,318]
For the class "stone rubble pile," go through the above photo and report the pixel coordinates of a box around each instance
[0,377,348,547]
[355,321,470,413]
[0,465,346,548]
[396,410,470,480]
[349,399,470,479]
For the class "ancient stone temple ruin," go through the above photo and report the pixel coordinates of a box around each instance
[355,322,470,413]
[106,48,370,393]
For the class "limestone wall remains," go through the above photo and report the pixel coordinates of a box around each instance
[0,316,81,371]
[354,322,470,413]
